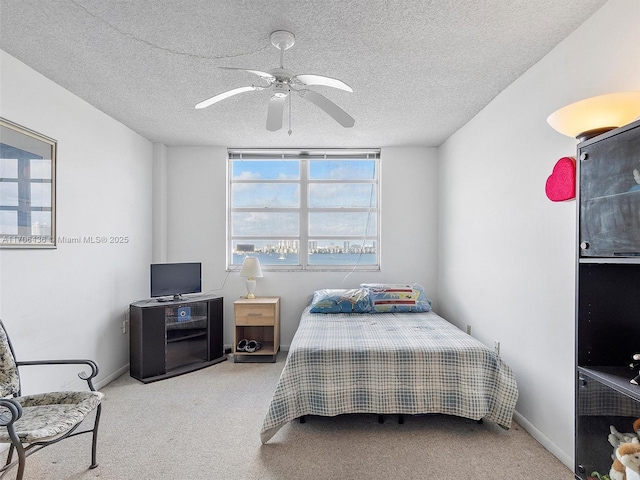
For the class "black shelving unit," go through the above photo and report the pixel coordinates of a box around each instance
[575,119,640,479]
[129,295,226,383]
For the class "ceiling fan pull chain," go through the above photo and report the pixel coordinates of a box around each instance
[288,93,293,135]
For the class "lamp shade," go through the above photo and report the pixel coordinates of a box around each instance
[239,256,263,278]
[547,92,640,142]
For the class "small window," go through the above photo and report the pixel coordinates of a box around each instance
[228,149,380,271]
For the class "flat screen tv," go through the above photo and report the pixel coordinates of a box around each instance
[150,262,201,301]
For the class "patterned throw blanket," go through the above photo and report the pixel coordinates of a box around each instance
[260,307,518,443]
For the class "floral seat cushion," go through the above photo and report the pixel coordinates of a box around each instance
[0,391,103,443]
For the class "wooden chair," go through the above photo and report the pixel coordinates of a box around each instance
[0,320,103,479]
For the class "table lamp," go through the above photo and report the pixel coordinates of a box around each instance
[239,256,263,299]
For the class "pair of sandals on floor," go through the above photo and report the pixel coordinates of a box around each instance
[236,338,262,353]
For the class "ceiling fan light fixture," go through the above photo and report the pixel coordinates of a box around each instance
[195,30,354,131]
[272,82,289,98]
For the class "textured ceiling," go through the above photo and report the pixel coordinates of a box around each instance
[0,0,607,148]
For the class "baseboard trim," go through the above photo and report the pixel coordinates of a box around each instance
[513,410,573,470]
[96,364,129,390]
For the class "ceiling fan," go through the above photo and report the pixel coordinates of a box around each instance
[195,30,355,132]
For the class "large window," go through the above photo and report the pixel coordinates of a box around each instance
[228,149,380,270]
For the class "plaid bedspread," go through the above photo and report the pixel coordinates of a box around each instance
[260,307,518,443]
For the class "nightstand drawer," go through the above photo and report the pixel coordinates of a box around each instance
[235,304,275,325]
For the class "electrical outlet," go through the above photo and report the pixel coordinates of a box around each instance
[122,312,129,334]
[466,324,472,335]
[494,341,500,355]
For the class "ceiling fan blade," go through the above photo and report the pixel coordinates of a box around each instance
[195,86,257,109]
[297,89,355,128]
[292,74,353,93]
[266,95,286,131]
[219,67,276,82]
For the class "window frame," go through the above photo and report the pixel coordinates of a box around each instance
[0,118,56,248]
[228,149,380,272]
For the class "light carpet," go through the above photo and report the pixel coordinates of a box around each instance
[6,352,574,479]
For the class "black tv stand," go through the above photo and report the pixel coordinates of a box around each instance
[129,295,225,383]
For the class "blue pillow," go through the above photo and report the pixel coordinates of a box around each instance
[309,288,372,313]
[360,283,432,313]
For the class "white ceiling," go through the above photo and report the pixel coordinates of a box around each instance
[0,0,607,148]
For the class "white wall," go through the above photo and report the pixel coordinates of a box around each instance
[0,51,153,392]
[152,143,168,263]
[162,146,439,347]
[437,0,640,467]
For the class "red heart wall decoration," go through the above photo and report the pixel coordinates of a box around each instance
[545,156,576,202]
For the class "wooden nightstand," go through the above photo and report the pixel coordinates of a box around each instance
[233,297,280,363]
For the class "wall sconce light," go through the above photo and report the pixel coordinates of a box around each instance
[547,91,640,142]
[239,256,263,299]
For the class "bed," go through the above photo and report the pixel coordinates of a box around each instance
[260,290,518,444]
